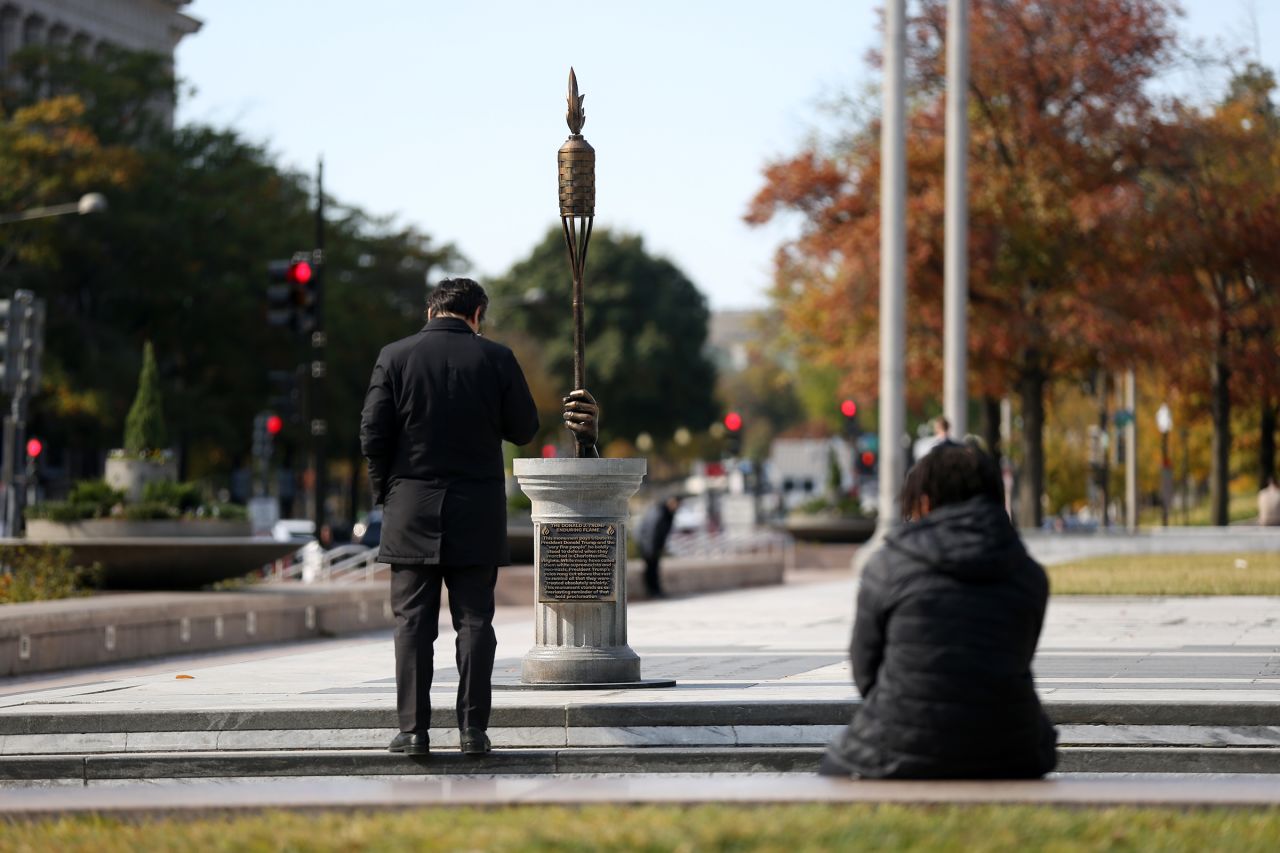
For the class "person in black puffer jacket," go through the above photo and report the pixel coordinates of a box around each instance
[821,442,1057,779]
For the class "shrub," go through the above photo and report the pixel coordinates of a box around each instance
[26,501,98,522]
[68,480,124,514]
[26,480,123,522]
[121,501,178,521]
[202,502,247,521]
[124,340,168,454]
[0,544,100,603]
[794,494,869,519]
[142,480,202,513]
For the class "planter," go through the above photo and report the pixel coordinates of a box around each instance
[104,454,178,502]
[782,514,877,544]
[26,518,251,541]
[13,537,300,590]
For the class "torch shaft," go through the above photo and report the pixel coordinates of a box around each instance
[561,215,593,457]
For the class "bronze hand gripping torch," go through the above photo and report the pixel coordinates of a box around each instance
[559,68,597,458]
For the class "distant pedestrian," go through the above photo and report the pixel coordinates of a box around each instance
[912,416,956,462]
[1260,477,1280,526]
[637,495,680,598]
[821,443,1057,779]
[360,278,541,758]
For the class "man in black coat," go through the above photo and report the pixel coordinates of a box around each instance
[360,278,540,757]
[821,443,1058,779]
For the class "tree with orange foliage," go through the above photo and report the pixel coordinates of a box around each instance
[748,0,1179,526]
[1142,64,1280,523]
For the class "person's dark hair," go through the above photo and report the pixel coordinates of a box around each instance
[427,278,488,321]
[900,441,1004,520]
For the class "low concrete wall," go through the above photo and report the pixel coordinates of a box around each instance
[0,583,393,677]
[26,519,252,540]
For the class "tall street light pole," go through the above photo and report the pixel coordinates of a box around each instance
[311,158,328,530]
[943,0,969,438]
[878,0,908,535]
[0,193,106,536]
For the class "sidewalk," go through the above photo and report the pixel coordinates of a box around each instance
[4,579,1280,742]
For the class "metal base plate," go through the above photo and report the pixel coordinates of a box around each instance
[494,679,677,691]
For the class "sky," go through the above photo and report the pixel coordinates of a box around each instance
[175,1,1280,312]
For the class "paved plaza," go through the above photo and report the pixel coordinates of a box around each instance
[5,574,1280,716]
[3,562,1280,808]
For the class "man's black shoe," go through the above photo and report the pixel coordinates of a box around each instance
[388,732,429,755]
[460,728,491,756]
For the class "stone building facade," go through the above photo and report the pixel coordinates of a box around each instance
[0,0,200,63]
[0,0,200,123]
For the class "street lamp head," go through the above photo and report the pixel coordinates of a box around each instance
[77,193,108,216]
[1156,403,1173,434]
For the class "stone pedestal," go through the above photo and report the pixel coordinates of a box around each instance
[513,457,647,684]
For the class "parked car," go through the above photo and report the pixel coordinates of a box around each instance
[271,518,316,544]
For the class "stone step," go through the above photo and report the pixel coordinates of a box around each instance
[5,700,1280,756]
[6,699,1280,738]
[6,722,1280,756]
[5,745,1280,784]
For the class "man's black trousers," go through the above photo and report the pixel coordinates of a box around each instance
[389,564,498,735]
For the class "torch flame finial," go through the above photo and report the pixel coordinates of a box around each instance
[566,67,586,135]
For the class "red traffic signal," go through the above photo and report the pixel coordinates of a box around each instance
[860,450,876,468]
[25,438,42,458]
[287,260,312,284]
[840,399,858,418]
[265,414,284,435]
[723,412,743,432]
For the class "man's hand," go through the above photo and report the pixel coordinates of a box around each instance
[563,388,600,457]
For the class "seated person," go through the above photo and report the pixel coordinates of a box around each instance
[821,443,1057,779]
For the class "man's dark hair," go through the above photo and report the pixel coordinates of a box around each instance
[427,278,488,321]
[900,442,1004,520]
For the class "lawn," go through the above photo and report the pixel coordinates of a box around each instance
[1048,551,1280,595]
[1136,491,1258,527]
[4,804,1280,852]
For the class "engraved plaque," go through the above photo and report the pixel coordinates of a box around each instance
[537,522,618,602]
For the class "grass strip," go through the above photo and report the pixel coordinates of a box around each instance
[1048,551,1280,595]
[5,804,1280,852]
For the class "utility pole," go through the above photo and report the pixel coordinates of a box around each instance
[943,0,970,438]
[878,0,908,533]
[311,157,328,531]
[1124,370,1137,532]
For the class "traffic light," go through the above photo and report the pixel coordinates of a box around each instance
[857,449,878,475]
[0,290,45,395]
[266,254,315,332]
[723,411,743,457]
[252,412,280,460]
[25,438,42,459]
[840,398,860,439]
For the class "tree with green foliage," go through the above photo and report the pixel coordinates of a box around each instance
[487,228,717,450]
[0,45,461,495]
[123,341,167,453]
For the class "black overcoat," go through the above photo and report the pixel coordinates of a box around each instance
[359,317,540,567]
[824,497,1058,779]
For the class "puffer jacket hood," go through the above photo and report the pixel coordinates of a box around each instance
[883,496,1025,582]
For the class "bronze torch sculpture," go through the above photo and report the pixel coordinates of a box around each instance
[559,68,601,458]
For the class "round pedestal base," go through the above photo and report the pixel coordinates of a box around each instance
[521,644,641,684]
